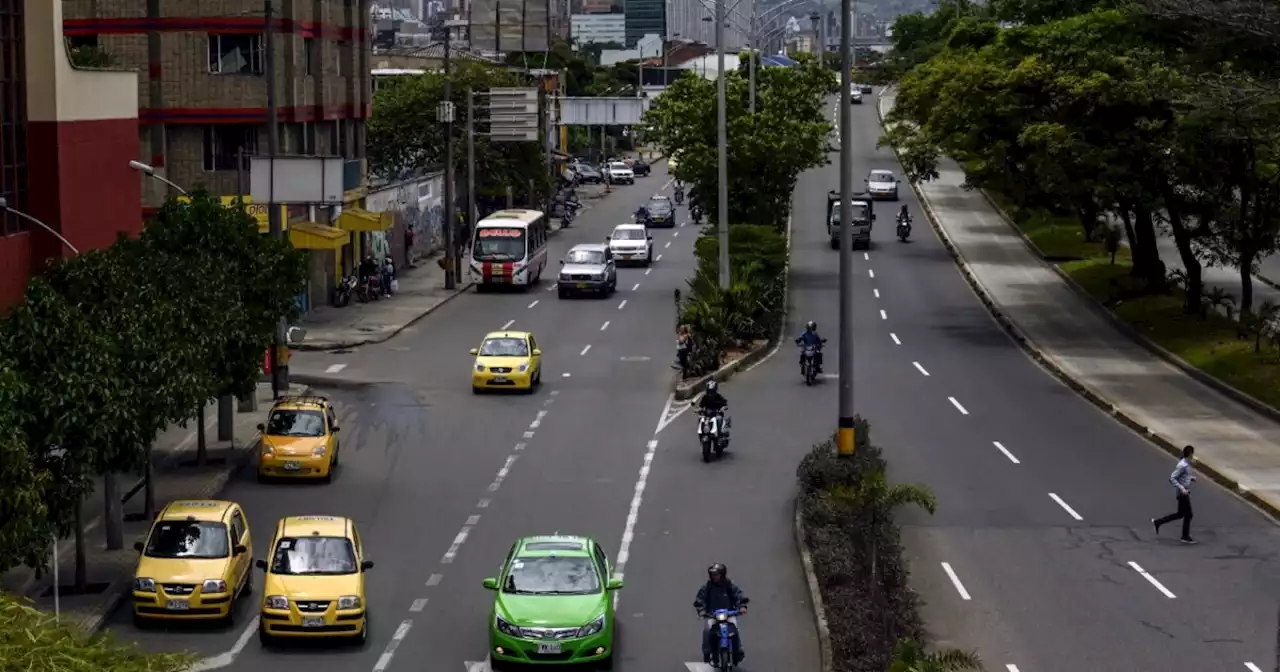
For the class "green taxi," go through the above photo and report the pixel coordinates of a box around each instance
[482,535,623,669]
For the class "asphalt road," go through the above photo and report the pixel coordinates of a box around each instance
[105,159,820,672]
[805,95,1280,670]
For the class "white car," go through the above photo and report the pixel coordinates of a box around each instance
[852,89,863,104]
[606,223,653,266]
[606,161,635,185]
[865,169,899,201]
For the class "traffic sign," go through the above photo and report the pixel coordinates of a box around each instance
[487,87,539,142]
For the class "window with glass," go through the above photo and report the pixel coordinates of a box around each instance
[145,521,231,559]
[270,536,358,575]
[503,555,602,595]
[266,409,327,437]
[472,227,528,261]
[479,337,530,357]
[208,33,264,75]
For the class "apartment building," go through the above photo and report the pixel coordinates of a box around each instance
[61,0,373,213]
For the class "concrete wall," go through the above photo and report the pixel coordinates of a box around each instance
[365,172,445,267]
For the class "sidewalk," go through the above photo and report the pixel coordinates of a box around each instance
[0,382,307,634]
[879,92,1280,517]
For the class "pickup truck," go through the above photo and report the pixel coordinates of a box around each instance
[827,191,874,249]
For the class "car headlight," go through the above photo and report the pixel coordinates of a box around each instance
[592,273,604,280]
[518,363,529,372]
[312,445,327,457]
[266,595,289,609]
[202,578,228,593]
[262,443,274,456]
[475,364,485,372]
[577,615,606,637]
[495,615,521,637]
[134,577,156,592]
[338,595,362,610]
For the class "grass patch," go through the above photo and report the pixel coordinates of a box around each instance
[994,194,1280,410]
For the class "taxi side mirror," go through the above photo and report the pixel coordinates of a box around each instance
[134,541,144,552]
[482,577,498,590]
[532,349,542,356]
[607,578,624,590]
[255,559,268,570]
[470,348,479,355]
[361,560,375,571]
[234,544,247,555]
[605,235,611,241]
[256,423,265,432]
[332,426,340,432]
[560,260,565,265]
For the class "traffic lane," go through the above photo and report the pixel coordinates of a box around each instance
[382,304,689,670]
[903,525,1269,671]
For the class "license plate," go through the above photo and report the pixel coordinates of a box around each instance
[166,599,189,610]
[283,461,300,470]
[303,617,324,628]
[537,642,562,654]
[577,283,588,288]
[491,377,508,383]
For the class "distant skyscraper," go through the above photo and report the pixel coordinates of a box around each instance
[624,0,665,46]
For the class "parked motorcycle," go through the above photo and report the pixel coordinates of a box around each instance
[800,344,820,385]
[702,607,747,670]
[357,274,381,303]
[335,275,359,307]
[562,201,581,227]
[896,216,912,242]
[697,409,730,462]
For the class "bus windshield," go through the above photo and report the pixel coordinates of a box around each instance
[473,227,528,261]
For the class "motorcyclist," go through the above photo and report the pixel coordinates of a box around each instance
[690,202,704,224]
[693,563,748,664]
[699,380,727,414]
[634,204,650,224]
[897,204,912,227]
[674,182,686,203]
[794,320,826,373]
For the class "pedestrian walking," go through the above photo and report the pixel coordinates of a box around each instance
[672,324,693,378]
[1153,445,1197,544]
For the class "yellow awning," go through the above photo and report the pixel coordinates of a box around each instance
[289,222,350,251]
[337,208,393,233]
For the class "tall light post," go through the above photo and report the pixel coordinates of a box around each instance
[0,198,79,255]
[715,0,730,289]
[836,0,855,456]
[129,160,189,195]
[437,21,457,291]
[261,0,287,401]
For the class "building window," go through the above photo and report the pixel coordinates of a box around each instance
[303,38,315,75]
[203,125,258,172]
[0,0,28,237]
[337,40,350,77]
[208,34,263,75]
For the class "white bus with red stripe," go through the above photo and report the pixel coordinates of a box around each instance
[468,209,550,289]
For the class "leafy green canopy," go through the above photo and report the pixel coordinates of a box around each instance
[642,63,835,228]
[0,191,307,574]
[367,62,552,203]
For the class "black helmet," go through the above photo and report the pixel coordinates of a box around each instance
[806,320,817,331]
[707,563,726,579]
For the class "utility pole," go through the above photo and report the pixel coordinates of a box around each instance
[265,0,285,400]
[442,27,457,290]
[716,0,730,289]
[466,87,476,274]
[748,0,757,112]
[836,0,854,456]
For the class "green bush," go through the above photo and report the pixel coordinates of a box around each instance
[678,225,788,375]
[796,419,932,672]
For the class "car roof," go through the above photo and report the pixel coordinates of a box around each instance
[159,499,235,522]
[277,515,353,539]
[649,195,670,200]
[483,330,532,340]
[515,535,593,557]
[570,243,608,252]
[271,395,330,412]
[613,223,645,231]
[869,169,894,176]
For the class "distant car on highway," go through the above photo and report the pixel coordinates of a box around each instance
[471,330,543,393]
[632,157,651,176]
[607,223,654,266]
[860,83,873,94]
[606,161,634,185]
[558,243,617,298]
[644,195,677,228]
[852,89,863,104]
[865,169,900,201]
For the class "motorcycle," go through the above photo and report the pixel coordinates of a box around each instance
[896,216,912,242]
[702,607,747,670]
[335,275,359,307]
[690,205,704,225]
[697,408,730,462]
[562,201,581,227]
[674,189,685,205]
[800,344,821,385]
[357,274,381,303]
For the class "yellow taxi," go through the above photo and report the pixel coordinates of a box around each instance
[256,395,341,482]
[257,515,373,646]
[131,499,254,625]
[471,330,543,393]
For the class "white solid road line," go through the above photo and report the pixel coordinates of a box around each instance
[913,361,930,376]
[527,300,539,309]
[1048,493,1084,521]
[372,619,414,672]
[500,319,515,329]
[879,309,887,320]
[601,321,610,331]
[188,615,261,670]
[1246,663,1264,672]
[948,396,970,415]
[324,363,347,374]
[941,562,972,600]
[618,299,628,310]
[426,573,443,586]
[632,283,640,291]
[1128,561,1177,598]
[992,441,1020,464]
[873,288,880,298]
[868,268,875,278]
[615,439,660,609]
[580,344,592,356]
[890,332,901,345]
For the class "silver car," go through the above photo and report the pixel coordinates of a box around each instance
[865,169,899,201]
[557,243,617,299]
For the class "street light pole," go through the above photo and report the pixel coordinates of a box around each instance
[264,0,286,400]
[715,0,730,289]
[748,0,757,112]
[467,87,476,273]
[442,28,457,291]
[836,0,854,456]
[0,198,80,255]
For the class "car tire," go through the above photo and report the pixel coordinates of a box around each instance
[353,617,368,646]
[830,238,839,250]
[258,624,273,648]
[558,289,569,299]
[472,386,482,395]
[132,613,149,630]
[598,654,614,670]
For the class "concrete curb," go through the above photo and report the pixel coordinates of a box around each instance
[874,96,1280,522]
[794,496,834,672]
[293,282,475,351]
[287,373,379,391]
[672,341,773,401]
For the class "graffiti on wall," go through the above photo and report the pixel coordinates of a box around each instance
[365,172,445,263]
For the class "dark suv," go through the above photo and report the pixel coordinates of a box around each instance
[645,197,677,228]
[632,158,651,176]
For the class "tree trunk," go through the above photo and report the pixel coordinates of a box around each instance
[103,473,123,550]
[1078,200,1099,242]
[1165,210,1204,314]
[1240,249,1258,317]
[196,406,207,466]
[73,499,87,593]
[1131,206,1166,290]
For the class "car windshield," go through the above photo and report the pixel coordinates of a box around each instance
[647,200,672,215]
[473,227,527,261]
[266,409,325,437]
[612,228,645,240]
[145,521,230,559]
[566,250,605,264]
[480,338,529,356]
[831,202,870,219]
[870,173,895,182]
[503,555,601,595]
[609,162,628,170]
[270,536,358,575]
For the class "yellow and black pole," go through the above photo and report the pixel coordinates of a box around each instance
[836,0,855,456]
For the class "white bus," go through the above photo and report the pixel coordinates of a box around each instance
[469,209,550,289]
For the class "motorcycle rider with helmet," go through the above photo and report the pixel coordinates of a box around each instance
[694,563,749,664]
[634,204,651,225]
[896,204,912,234]
[795,320,827,374]
[697,380,730,444]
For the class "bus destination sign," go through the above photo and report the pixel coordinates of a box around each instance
[478,228,523,238]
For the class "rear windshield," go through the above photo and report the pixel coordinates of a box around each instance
[831,202,870,220]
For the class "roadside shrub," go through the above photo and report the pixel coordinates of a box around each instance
[796,419,929,672]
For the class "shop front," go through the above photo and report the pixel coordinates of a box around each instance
[288,222,351,310]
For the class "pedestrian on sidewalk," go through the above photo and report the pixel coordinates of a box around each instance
[1153,445,1197,544]
[673,324,693,378]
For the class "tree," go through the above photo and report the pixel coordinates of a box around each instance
[0,593,194,672]
[367,62,553,206]
[887,639,984,672]
[0,352,54,572]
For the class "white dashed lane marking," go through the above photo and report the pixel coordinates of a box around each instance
[1129,561,1176,598]
[993,441,1020,464]
[601,321,610,331]
[618,299,628,310]
[890,333,901,345]
[912,362,929,376]
[873,288,880,298]
[325,363,347,374]
[941,563,972,600]
[528,300,539,308]
[948,397,969,415]
[501,319,515,329]
[580,344,592,356]
[372,620,414,672]
[1048,493,1083,521]
[632,283,640,291]
[426,573,443,586]
[879,309,887,320]
[868,268,875,278]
